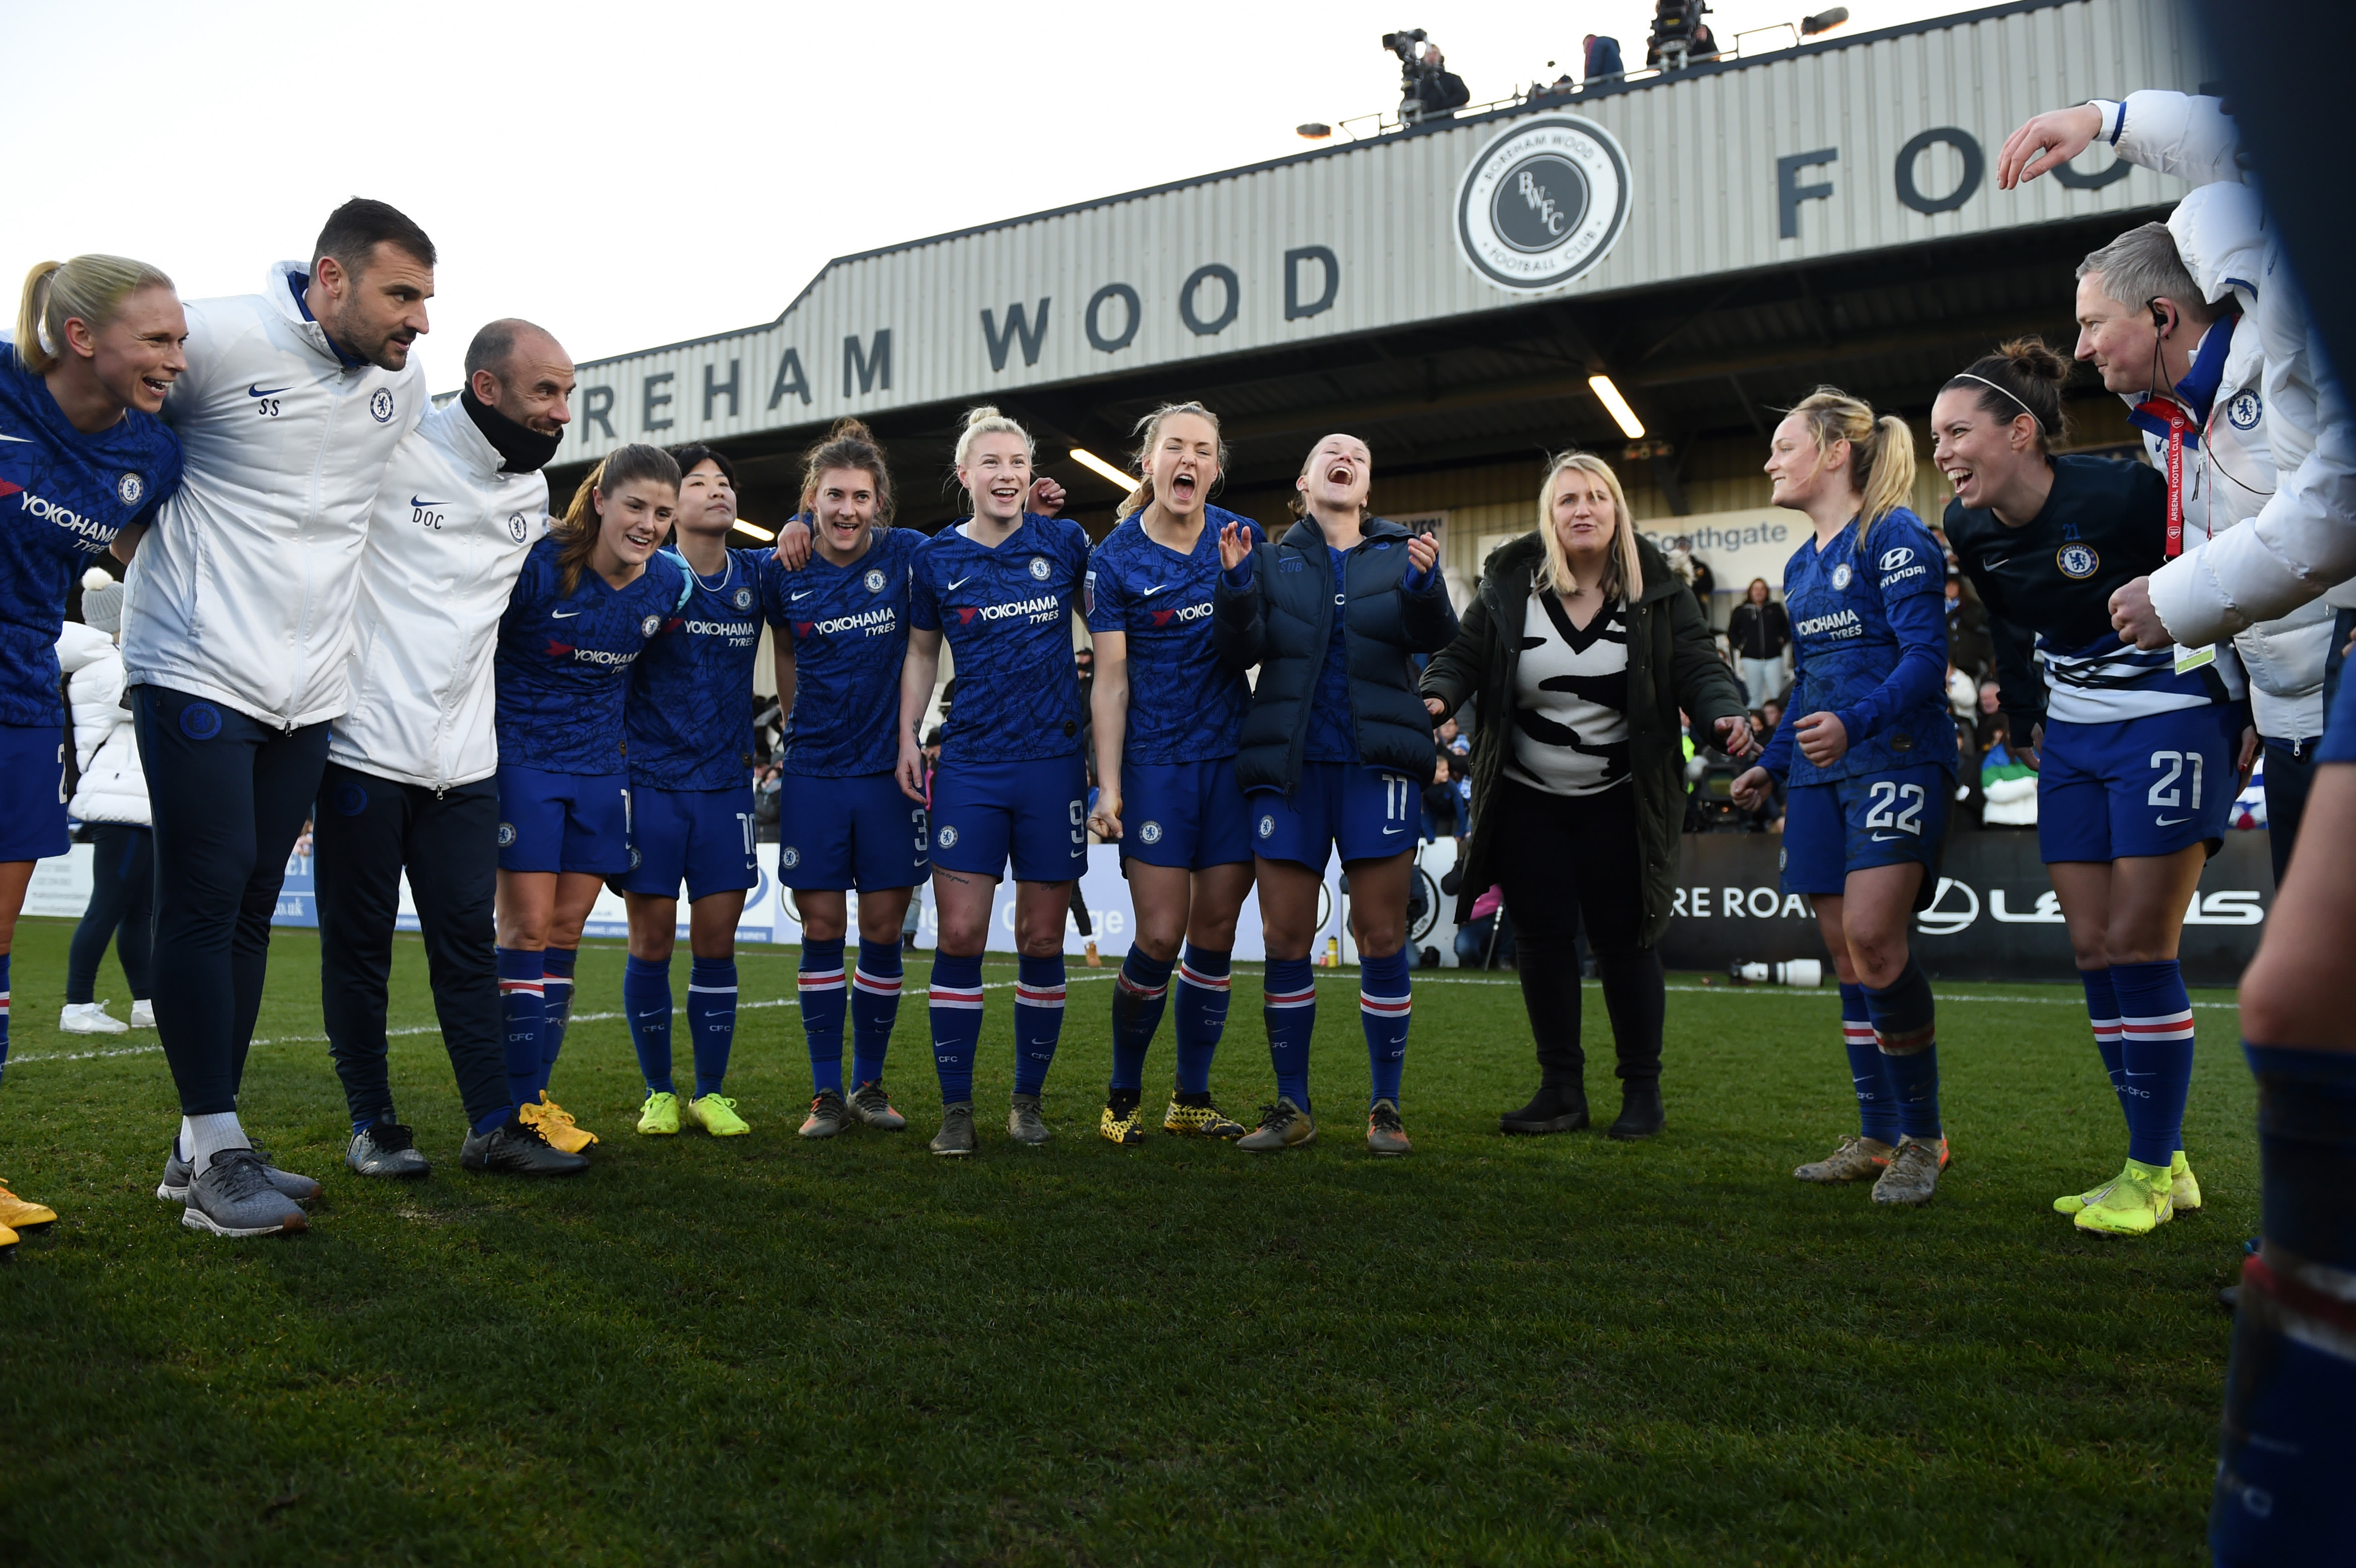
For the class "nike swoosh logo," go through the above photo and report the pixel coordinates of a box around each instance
[1140,585,1167,596]
[1870,832,1908,842]
[790,591,813,601]
[946,575,974,591]
[410,496,443,508]
[1383,825,1405,835]
[2156,815,2190,825]
[248,384,293,398]
[551,608,581,620]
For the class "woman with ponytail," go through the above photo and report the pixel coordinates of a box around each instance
[1081,403,1264,1147]
[765,419,927,1142]
[0,257,186,1247]
[1935,338,2248,1238]
[1732,387,1957,1206]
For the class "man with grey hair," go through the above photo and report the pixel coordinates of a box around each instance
[312,318,589,1180]
[2073,217,2331,872]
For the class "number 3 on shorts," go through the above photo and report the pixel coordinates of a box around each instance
[1865,780,1925,835]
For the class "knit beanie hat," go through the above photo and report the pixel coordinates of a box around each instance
[80,565,125,637]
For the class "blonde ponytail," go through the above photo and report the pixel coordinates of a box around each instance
[1784,387,1918,546]
[16,255,175,376]
[1859,413,1917,536]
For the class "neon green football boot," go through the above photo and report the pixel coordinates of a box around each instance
[2073,1157,2174,1237]
[2169,1149,2201,1212]
[686,1094,751,1137]
[637,1091,681,1136]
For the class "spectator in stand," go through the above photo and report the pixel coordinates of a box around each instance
[1944,572,1991,680]
[1980,719,2038,827]
[1582,33,1624,82]
[1727,578,1790,711]
[55,569,152,1037]
[1973,681,2004,753]
[1945,658,1978,722]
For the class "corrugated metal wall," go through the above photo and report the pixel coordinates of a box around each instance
[560,0,2209,465]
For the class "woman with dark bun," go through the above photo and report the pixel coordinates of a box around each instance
[1935,338,2251,1238]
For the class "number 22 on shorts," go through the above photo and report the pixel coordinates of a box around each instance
[1866,779,1924,839]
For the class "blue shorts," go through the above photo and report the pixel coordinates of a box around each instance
[1780,762,1952,895]
[930,754,1087,882]
[0,724,69,862]
[1122,757,1253,870]
[616,783,757,901]
[496,764,631,876]
[776,770,929,891]
[2039,706,2238,863]
[1248,761,1421,869]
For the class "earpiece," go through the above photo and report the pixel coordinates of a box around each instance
[2148,298,2168,335]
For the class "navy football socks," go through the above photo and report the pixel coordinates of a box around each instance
[2110,958,2195,1167]
[1108,947,1173,1094]
[687,958,737,1099]
[538,945,578,1095]
[1013,954,1067,1098]
[494,946,544,1110]
[0,951,11,1089]
[1265,956,1317,1113]
[624,955,674,1095]
[2078,967,2127,1125]
[1864,958,1940,1141]
[2212,1044,2356,1564]
[1839,981,1898,1145]
[927,950,985,1104]
[800,938,848,1097]
[850,938,904,1086]
[1172,944,1233,1097]
[1360,948,1411,1107]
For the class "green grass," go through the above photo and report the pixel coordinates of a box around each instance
[0,916,2251,1565]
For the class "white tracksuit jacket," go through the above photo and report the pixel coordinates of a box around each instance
[55,622,149,826]
[328,399,549,790]
[2134,184,2332,742]
[122,261,424,729]
[2092,91,2356,644]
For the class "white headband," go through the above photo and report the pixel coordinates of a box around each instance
[1952,372,2046,433]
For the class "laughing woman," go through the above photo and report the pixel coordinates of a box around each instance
[1213,432,1459,1156]
[1424,453,1751,1143]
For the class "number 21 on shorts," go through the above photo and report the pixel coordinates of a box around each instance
[2148,749,2203,820]
[1866,779,1925,838]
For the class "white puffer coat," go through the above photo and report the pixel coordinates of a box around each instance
[55,622,148,826]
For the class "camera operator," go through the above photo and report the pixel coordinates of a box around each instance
[1647,2,1720,71]
[1384,31,1470,124]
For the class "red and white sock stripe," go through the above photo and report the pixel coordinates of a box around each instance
[1265,981,1318,1011]
[1115,971,1168,1002]
[498,978,544,998]
[1015,981,1067,1011]
[852,968,903,998]
[797,965,846,994]
[1177,962,1230,993]
[928,982,984,1012]
[2087,1013,2124,1048]
[1840,1021,1877,1049]
[1360,990,1413,1019]
[2121,1007,2195,1044]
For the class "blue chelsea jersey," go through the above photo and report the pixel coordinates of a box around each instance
[625,546,766,791]
[911,513,1092,764]
[495,537,688,775]
[0,342,182,727]
[1084,506,1262,765]
[767,526,916,777]
[1757,508,1956,787]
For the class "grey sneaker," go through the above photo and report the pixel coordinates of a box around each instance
[346,1122,430,1180]
[1006,1094,1053,1146]
[182,1148,308,1238]
[930,1102,977,1157]
[1794,1135,1892,1184]
[848,1080,907,1131]
[1236,1097,1318,1153]
[157,1143,321,1203]
[799,1089,854,1140]
[1366,1099,1413,1157]
[1871,1136,1947,1206]
[460,1116,589,1177]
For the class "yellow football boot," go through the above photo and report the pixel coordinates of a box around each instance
[526,1094,598,1154]
[0,1181,57,1233]
[1163,1098,1249,1140]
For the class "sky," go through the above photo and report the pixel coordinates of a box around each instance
[6,1,1980,391]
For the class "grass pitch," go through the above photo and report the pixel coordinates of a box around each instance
[0,916,2249,1565]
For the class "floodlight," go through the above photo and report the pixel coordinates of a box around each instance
[1588,375,1646,439]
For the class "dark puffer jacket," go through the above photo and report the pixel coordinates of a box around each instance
[1421,531,1748,943]
[1213,513,1460,793]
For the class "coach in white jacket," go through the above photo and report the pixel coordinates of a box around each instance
[119,198,434,1237]
[55,575,152,1036]
[316,319,586,1179]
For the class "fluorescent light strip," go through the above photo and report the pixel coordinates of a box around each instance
[1587,374,1646,439]
[730,518,776,542]
[1068,447,1136,492]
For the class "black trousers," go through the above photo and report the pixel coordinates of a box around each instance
[2261,738,2320,889]
[132,685,330,1116]
[1491,776,1666,1085]
[314,762,508,1130]
[66,823,153,1004]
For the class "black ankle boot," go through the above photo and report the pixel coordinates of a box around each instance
[1500,1081,1589,1135]
[1607,1079,1664,1140]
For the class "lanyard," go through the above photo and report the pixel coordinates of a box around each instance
[2134,397,2194,558]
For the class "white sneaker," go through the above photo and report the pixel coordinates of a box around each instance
[58,1002,129,1036]
[128,998,155,1028]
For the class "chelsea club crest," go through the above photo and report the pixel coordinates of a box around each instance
[935,825,960,850]
[733,586,754,610]
[1139,821,1164,846]
[117,472,145,506]
[1028,556,1051,581]
[369,388,395,423]
[2056,542,2100,579]
[864,568,887,593]
[2226,390,2262,431]
[641,614,662,636]
[1830,563,1853,591]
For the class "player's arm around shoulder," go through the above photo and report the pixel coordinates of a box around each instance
[1211,525,1269,667]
